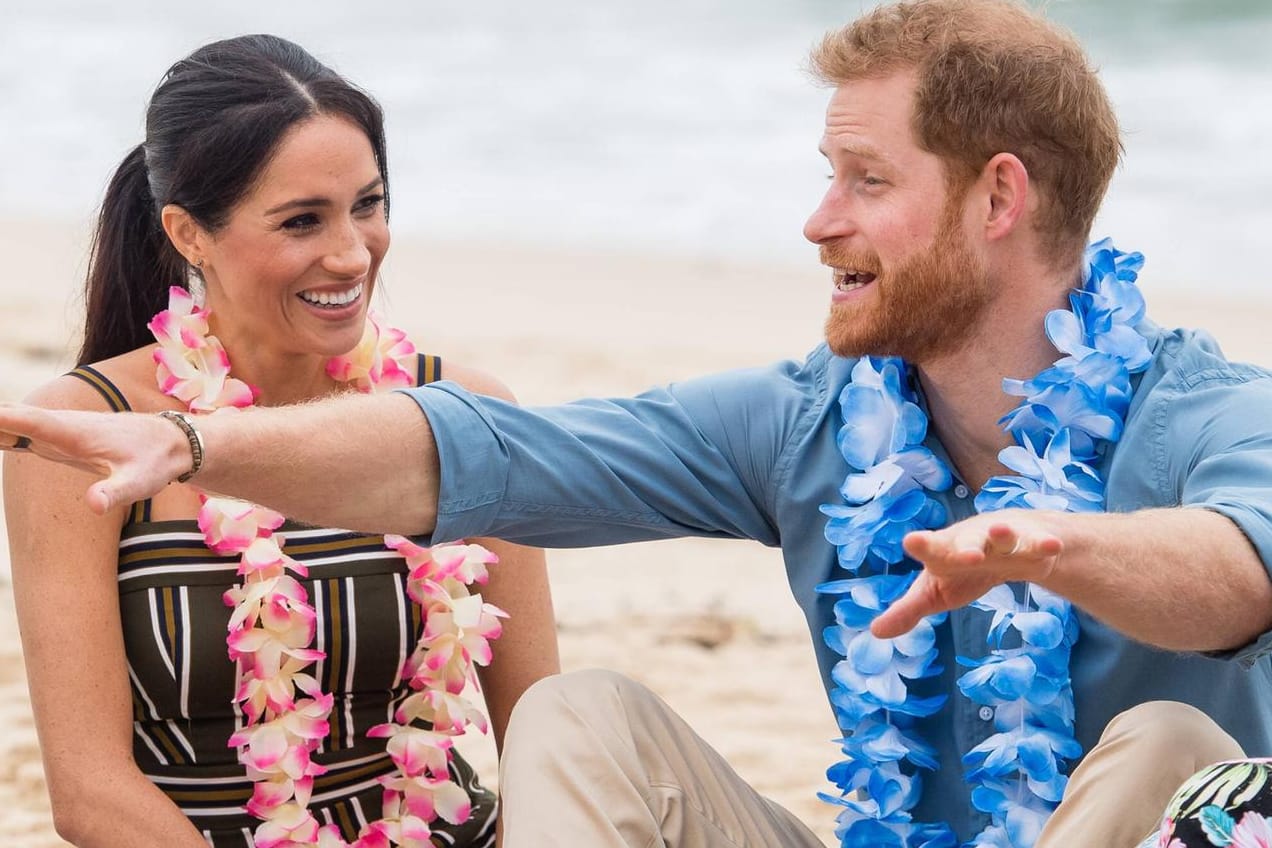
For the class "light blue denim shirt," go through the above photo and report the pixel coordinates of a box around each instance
[401,322,1272,837]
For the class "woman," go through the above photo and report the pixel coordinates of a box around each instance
[2,34,558,847]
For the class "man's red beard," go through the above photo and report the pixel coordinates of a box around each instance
[823,201,993,363]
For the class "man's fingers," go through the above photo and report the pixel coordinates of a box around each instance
[0,405,172,512]
[85,482,116,516]
[871,575,936,639]
[985,523,1063,559]
[871,598,923,640]
[902,531,934,560]
[0,413,38,451]
[1036,536,1064,557]
[905,531,977,562]
[87,465,168,515]
[884,515,1066,642]
[906,530,985,569]
[986,523,1020,555]
[0,404,52,442]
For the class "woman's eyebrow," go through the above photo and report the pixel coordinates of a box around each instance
[264,178,384,215]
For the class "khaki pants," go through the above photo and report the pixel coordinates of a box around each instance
[499,669,1244,848]
[1036,699,1243,848]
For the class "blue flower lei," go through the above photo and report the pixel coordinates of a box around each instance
[816,239,1153,848]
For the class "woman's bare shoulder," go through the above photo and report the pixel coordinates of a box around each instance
[433,359,518,403]
[26,345,169,412]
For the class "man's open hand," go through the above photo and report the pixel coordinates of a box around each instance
[870,509,1065,639]
[0,403,187,513]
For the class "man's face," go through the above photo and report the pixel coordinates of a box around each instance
[804,71,993,363]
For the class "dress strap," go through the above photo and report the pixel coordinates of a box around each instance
[66,365,132,412]
[416,353,442,386]
[64,366,151,526]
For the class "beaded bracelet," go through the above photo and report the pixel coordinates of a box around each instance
[157,409,205,483]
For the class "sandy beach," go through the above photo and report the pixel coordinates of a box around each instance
[2,218,1269,847]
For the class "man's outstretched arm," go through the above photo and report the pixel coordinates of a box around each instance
[871,506,1272,653]
[871,365,1272,656]
[0,392,441,535]
[2,356,803,548]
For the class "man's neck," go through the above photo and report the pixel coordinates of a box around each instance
[915,266,1075,492]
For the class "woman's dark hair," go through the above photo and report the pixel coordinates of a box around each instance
[78,34,389,365]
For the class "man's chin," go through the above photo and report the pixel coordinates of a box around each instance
[824,315,886,359]
[826,338,892,359]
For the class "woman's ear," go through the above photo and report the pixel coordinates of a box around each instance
[160,204,206,268]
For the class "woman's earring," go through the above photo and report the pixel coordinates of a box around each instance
[188,258,207,306]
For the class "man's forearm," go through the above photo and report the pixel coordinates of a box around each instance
[192,393,440,535]
[876,506,1272,652]
[1042,508,1272,652]
[0,398,434,527]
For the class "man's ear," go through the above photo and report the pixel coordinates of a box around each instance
[979,152,1030,243]
[160,204,207,267]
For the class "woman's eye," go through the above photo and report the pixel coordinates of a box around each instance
[282,213,320,231]
[355,194,386,214]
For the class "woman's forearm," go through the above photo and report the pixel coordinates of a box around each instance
[48,768,208,848]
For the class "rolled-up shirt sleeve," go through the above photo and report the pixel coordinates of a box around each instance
[1164,361,1272,664]
[397,357,819,548]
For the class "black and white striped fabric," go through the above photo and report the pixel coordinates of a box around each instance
[67,360,498,847]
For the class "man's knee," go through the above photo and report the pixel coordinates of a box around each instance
[1100,701,1242,764]
[501,669,660,791]
[509,668,646,728]
[505,668,663,758]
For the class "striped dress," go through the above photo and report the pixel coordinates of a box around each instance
[69,361,497,848]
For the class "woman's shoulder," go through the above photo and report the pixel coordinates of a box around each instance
[30,345,169,413]
[431,358,517,402]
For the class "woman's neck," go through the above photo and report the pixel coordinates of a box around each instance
[213,330,343,407]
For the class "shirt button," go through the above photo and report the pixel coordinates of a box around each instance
[954,484,970,499]
[978,706,994,721]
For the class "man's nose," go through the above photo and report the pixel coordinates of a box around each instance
[803,183,855,245]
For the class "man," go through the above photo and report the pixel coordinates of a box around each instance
[4,1,1271,845]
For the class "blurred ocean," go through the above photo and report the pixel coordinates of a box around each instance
[2,0,1269,292]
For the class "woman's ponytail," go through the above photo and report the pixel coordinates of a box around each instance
[77,144,185,366]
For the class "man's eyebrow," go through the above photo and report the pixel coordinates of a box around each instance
[264,178,384,216]
[818,141,888,162]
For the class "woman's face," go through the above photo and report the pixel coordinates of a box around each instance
[198,113,389,360]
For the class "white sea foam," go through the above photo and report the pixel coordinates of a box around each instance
[1,0,1268,292]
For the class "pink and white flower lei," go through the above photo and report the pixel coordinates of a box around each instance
[149,287,507,848]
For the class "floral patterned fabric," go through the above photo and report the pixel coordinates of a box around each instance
[1141,760,1272,847]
